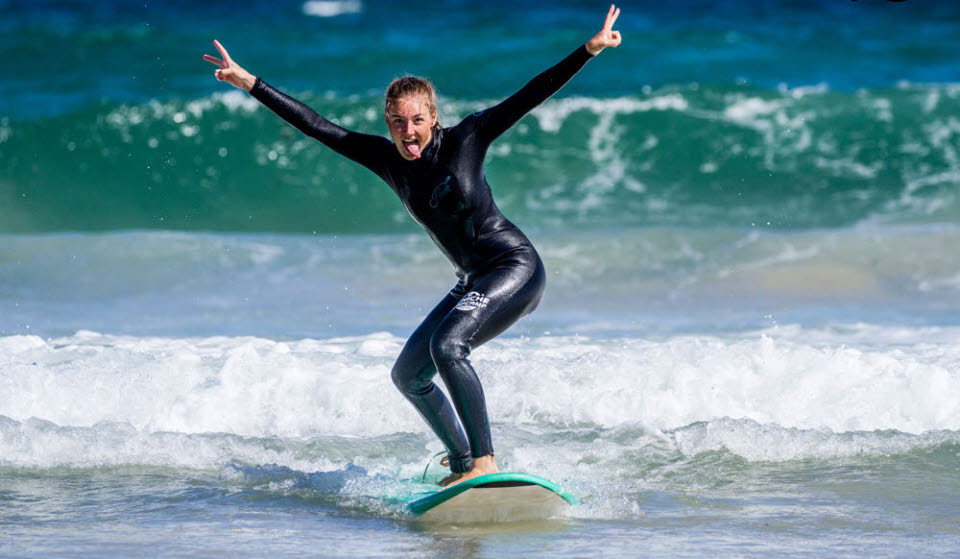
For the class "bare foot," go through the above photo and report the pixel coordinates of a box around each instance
[441,455,498,488]
[437,472,463,487]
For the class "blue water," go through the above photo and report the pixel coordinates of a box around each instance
[2,1,960,557]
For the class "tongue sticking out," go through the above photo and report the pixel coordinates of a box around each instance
[404,141,422,159]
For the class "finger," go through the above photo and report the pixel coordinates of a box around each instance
[604,7,620,31]
[203,54,226,68]
[213,40,233,65]
[603,4,616,30]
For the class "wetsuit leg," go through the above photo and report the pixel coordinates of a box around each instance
[391,293,473,474]
[429,249,546,460]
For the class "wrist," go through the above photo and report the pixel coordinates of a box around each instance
[242,72,257,92]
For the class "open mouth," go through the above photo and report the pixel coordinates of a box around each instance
[402,139,422,159]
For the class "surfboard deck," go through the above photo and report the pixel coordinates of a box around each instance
[407,472,577,523]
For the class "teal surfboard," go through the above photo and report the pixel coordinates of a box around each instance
[407,472,577,523]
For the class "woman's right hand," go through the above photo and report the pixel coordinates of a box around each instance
[203,40,257,92]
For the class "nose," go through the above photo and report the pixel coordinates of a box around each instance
[404,121,415,135]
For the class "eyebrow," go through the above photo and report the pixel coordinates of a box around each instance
[389,113,425,119]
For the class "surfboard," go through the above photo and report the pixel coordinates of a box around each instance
[407,472,577,523]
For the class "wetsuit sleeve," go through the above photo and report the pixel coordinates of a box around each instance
[472,45,594,143]
[249,78,392,176]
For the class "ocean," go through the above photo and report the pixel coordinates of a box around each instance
[2,0,959,556]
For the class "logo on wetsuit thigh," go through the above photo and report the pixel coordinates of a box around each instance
[455,291,489,311]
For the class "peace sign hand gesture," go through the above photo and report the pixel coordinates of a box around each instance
[586,4,623,56]
[203,40,257,92]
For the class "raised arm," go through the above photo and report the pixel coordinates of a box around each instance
[473,5,622,143]
[203,40,391,175]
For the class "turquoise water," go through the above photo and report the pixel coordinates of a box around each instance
[4,82,960,232]
[2,0,960,556]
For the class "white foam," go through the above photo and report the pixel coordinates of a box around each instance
[669,418,960,462]
[529,95,689,133]
[0,116,10,144]
[0,332,422,438]
[302,0,361,17]
[888,170,960,218]
[814,155,884,179]
[104,91,260,134]
[723,97,782,122]
[0,416,348,471]
[2,327,958,444]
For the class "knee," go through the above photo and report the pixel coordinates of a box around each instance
[390,363,408,391]
[391,361,419,394]
[429,332,469,367]
[391,360,434,396]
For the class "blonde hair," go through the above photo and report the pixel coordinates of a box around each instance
[384,76,441,130]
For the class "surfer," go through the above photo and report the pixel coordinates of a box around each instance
[204,5,622,487]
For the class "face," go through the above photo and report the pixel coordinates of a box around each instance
[385,96,436,161]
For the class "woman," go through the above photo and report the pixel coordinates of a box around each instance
[204,5,621,487]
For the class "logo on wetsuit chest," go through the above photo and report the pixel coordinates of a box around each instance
[429,175,454,209]
[455,291,489,312]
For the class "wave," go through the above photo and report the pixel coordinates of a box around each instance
[2,82,960,233]
[4,323,955,523]
[4,414,957,523]
[4,414,956,470]
[2,328,957,440]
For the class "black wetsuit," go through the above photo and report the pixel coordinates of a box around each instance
[251,45,594,473]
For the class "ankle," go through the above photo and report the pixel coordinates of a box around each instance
[471,455,498,472]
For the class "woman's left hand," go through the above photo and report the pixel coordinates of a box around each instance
[203,40,257,92]
[586,4,622,56]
